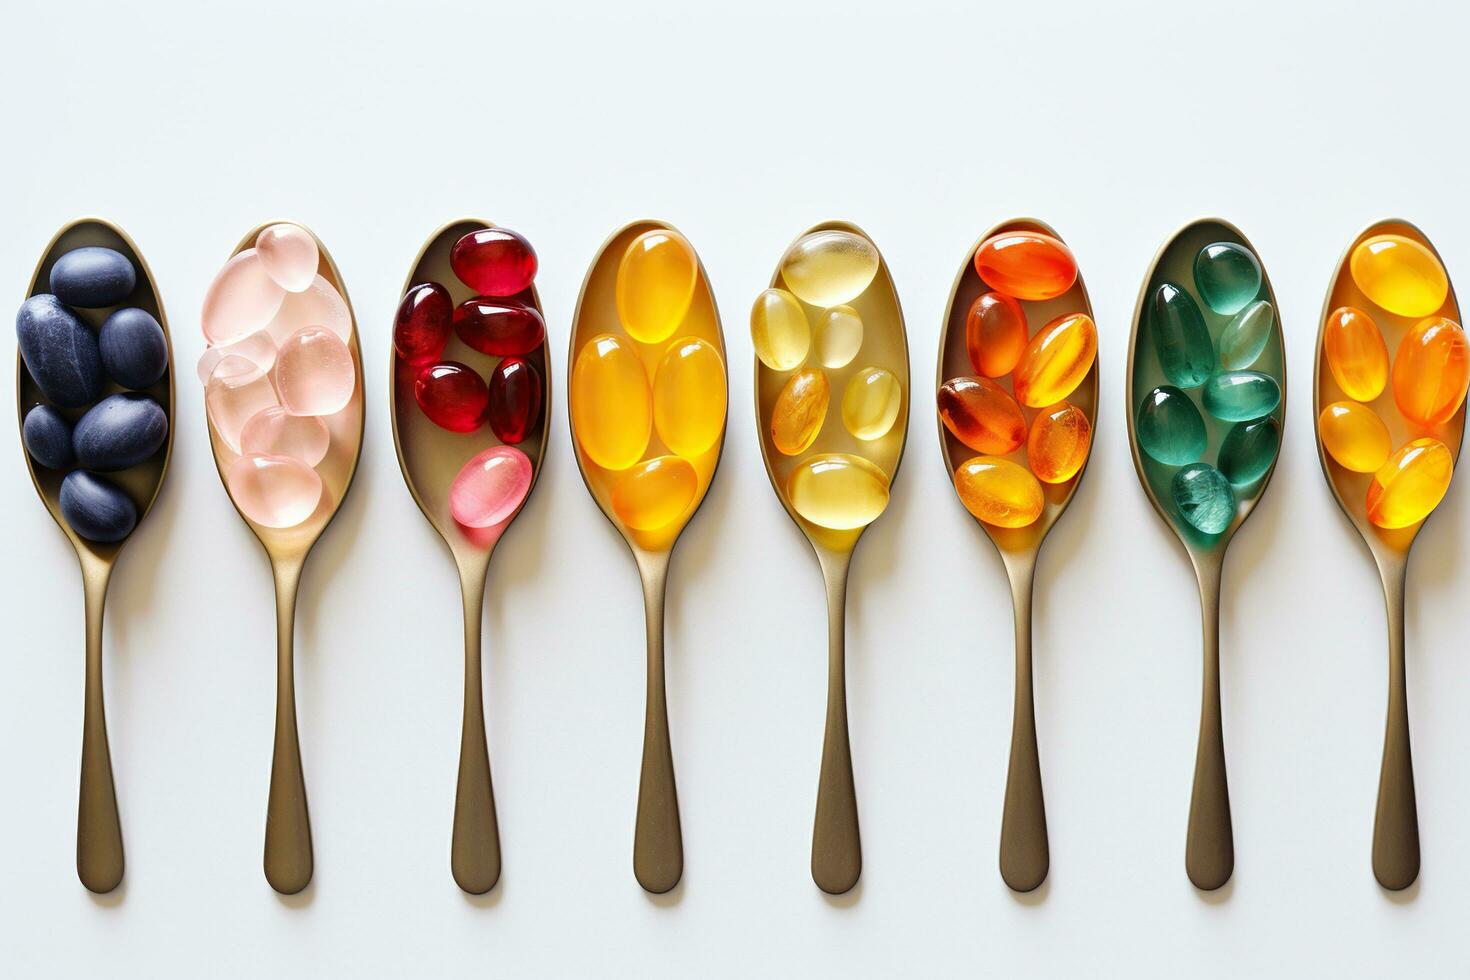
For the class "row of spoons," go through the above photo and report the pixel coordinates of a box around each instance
[16,216,1458,899]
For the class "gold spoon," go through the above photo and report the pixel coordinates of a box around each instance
[17,217,176,893]
[755,221,909,895]
[1126,217,1286,890]
[1313,219,1463,891]
[935,218,1098,892]
[204,222,365,895]
[567,219,727,894]
[389,217,552,894]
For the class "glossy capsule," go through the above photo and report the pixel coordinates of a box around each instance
[973,232,1076,301]
[814,306,863,369]
[750,288,810,371]
[1193,242,1262,316]
[954,456,1044,528]
[787,453,890,530]
[780,231,880,307]
[415,362,488,433]
[1172,463,1235,535]
[965,291,1028,378]
[1318,401,1392,473]
[450,228,537,297]
[1028,402,1091,483]
[937,376,1026,455]
[653,337,726,457]
[841,366,901,441]
[1392,316,1469,426]
[771,368,829,456]
[394,282,453,365]
[1367,438,1454,529]
[616,230,698,344]
[1151,282,1214,388]
[612,455,698,531]
[1136,385,1207,466]
[453,297,546,356]
[1012,312,1096,407]
[571,334,650,470]
[1350,234,1449,318]
[1323,306,1389,402]
[1218,300,1273,371]
[486,357,542,445]
[1202,371,1280,422]
[1217,417,1279,485]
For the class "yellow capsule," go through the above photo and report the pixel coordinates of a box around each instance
[813,305,864,368]
[611,455,697,531]
[1323,306,1388,402]
[1027,402,1091,484]
[771,368,829,455]
[841,366,902,441]
[1013,312,1096,408]
[780,231,880,307]
[653,337,726,458]
[750,288,810,371]
[1367,438,1453,529]
[616,230,698,344]
[954,456,1044,528]
[571,334,650,470]
[1318,401,1391,473]
[1350,234,1449,318]
[787,452,890,530]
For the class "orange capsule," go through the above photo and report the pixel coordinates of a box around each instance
[1323,306,1388,402]
[1392,316,1470,426]
[965,291,1028,378]
[937,376,1026,455]
[1027,402,1091,483]
[1366,437,1454,529]
[954,456,1044,528]
[973,232,1077,301]
[771,368,830,455]
[1012,313,1096,408]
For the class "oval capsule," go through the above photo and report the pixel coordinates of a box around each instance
[973,232,1076,301]
[616,229,698,344]
[571,334,651,470]
[1218,300,1274,371]
[1318,401,1391,473]
[787,452,890,530]
[965,291,1028,378]
[1193,242,1262,316]
[771,368,830,456]
[1172,462,1235,535]
[1392,316,1470,426]
[1013,312,1096,407]
[653,337,726,458]
[1217,416,1280,485]
[954,456,1044,527]
[1151,282,1215,388]
[841,366,901,441]
[1136,385,1207,466]
[814,306,863,369]
[1350,234,1449,318]
[1367,437,1453,529]
[779,231,880,307]
[750,288,810,371]
[1027,402,1091,483]
[1323,306,1389,402]
[612,455,698,531]
[937,376,1026,455]
[1202,370,1280,422]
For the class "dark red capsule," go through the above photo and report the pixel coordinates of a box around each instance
[487,357,543,444]
[449,228,537,296]
[394,282,453,365]
[414,361,488,433]
[453,297,546,356]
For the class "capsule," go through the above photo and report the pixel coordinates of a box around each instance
[1218,300,1273,371]
[965,291,1028,378]
[787,453,890,530]
[1013,312,1096,407]
[954,456,1044,528]
[1136,385,1207,466]
[1151,282,1215,388]
[780,231,880,308]
[973,232,1076,301]
[771,368,830,455]
[1202,370,1280,422]
[1172,462,1235,535]
[1217,417,1279,486]
[1323,306,1388,402]
[814,306,864,369]
[1392,316,1469,426]
[612,455,697,531]
[750,288,810,371]
[653,337,726,458]
[1318,401,1391,473]
[1193,242,1262,316]
[571,334,651,470]
[938,376,1026,455]
[1027,402,1091,484]
[1367,438,1453,529]
[616,230,698,344]
[841,366,901,441]
[1350,234,1449,318]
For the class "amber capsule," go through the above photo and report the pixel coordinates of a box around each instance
[1367,437,1453,529]
[771,368,829,455]
[653,337,726,458]
[937,376,1025,455]
[750,288,809,371]
[1350,234,1449,318]
[973,232,1077,301]
[1027,402,1091,483]
[965,292,1028,378]
[780,231,880,308]
[841,366,901,441]
[1392,316,1470,426]
[616,230,698,344]
[954,456,1044,528]
[571,334,650,470]
[1323,306,1388,402]
[1012,312,1096,408]
[612,455,697,531]
[786,453,890,530]
[1318,401,1391,473]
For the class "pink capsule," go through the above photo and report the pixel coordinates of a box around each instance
[450,445,533,528]
[227,453,323,528]
[274,326,356,416]
[240,406,330,466]
[255,223,320,292]
[202,249,284,345]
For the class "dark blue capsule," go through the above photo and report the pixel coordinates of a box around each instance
[16,294,103,407]
[49,246,136,308]
[59,471,137,542]
[99,307,169,389]
[73,393,168,471]
[23,404,74,469]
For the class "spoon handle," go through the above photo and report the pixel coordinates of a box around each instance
[77,557,123,893]
[634,553,681,893]
[813,552,860,895]
[264,557,312,895]
[1373,559,1418,890]
[1186,556,1232,890]
[999,555,1047,892]
[452,563,501,894]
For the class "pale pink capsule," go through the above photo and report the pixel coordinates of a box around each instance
[264,274,352,344]
[275,326,355,416]
[240,405,330,466]
[226,454,323,528]
[205,354,278,453]
[255,223,320,292]
[202,249,285,345]
[196,330,277,386]
[449,446,533,528]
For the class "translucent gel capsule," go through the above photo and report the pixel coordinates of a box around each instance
[611,455,698,531]
[1136,385,1207,466]
[814,306,863,369]
[571,334,651,470]
[196,330,276,386]
[780,231,880,307]
[771,368,830,456]
[1151,282,1215,388]
[1218,300,1273,370]
[1028,402,1091,483]
[937,376,1026,455]
[265,274,352,344]
[276,326,355,416]
[1350,234,1449,318]
[202,249,285,346]
[1367,438,1453,529]
[973,232,1076,301]
[415,361,488,432]
[206,354,279,453]
[450,228,537,297]
[654,337,726,457]
[240,406,330,466]
[1324,306,1388,401]
[1013,312,1096,408]
[1202,370,1280,422]
[227,454,322,528]
[841,367,901,441]
[616,230,698,344]
[1217,417,1279,485]
[394,282,453,365]
[453,297,546,357]
[1392,316,1470,426]
[786,453,890,530]
[965,291,1028,378]
[450,445,533,528]
[1193,242,1262,315]
[487,357,543,444]
[1318,401,1391,473]
[954,456,1044,528]
[255,223,319,293]
[750,288,810,371]
[1172,463,1235,535]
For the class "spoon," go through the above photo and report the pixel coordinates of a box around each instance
[1126,218,1286,890]
[754,220,909,895]
[568,219,728,893]
[17,217,176,893]
[935,218,1098,892]
[389,218,552,894]
[204,222,365,894]
[1313,219,1463,890]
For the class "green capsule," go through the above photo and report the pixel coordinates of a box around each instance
[1202,370,1280,421]
[1194,242,1262,315]
[1217,417,1280,485]
[1218,300,1273,371]
[1171,462,1235,534]
[1152,282,1215,388]
[1136,385,1207,466]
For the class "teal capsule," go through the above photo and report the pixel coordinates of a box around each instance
[1136,385,1207,466]
[1194,242,1262,315]
[1202,370,1280,421]
[1217,417,1280,485]
[1218,300,1274,371]
[1171,462,1235,534]
[1152,282,1215,388]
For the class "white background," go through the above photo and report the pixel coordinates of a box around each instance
[1,0,1466,976]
